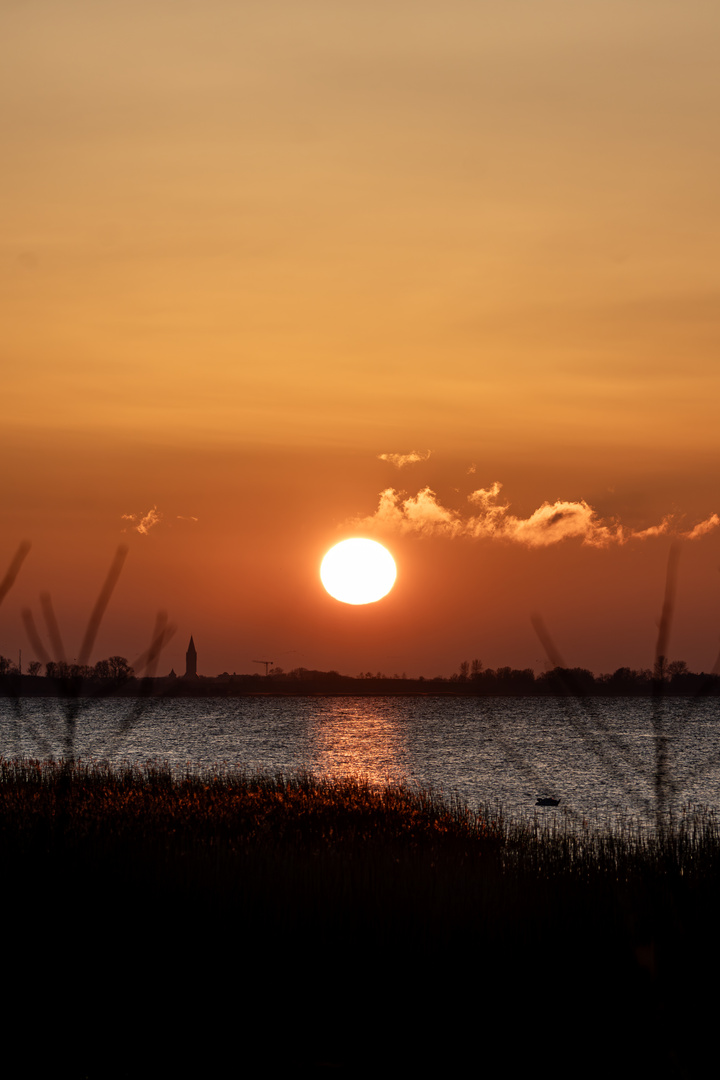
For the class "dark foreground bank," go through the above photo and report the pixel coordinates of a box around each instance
[1,760,715,1077]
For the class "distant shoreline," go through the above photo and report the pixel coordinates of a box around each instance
[3,670,720,698]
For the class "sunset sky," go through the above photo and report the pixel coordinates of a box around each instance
[3,0,720,678]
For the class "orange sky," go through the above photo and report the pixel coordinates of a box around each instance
[2,1,720,677]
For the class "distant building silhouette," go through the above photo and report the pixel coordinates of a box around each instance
[184,636,197,679]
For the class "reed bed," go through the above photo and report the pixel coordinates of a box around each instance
[1,759,715,1075]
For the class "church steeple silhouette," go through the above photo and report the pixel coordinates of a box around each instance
[184,636,197,678]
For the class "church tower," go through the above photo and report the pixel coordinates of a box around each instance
[184,636,197,678]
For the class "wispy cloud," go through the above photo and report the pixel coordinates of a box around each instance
[378,449,432,468]
[121,509,199,534]
[354,483,720,548]
[684,513,720,540]
[121,506,161,535]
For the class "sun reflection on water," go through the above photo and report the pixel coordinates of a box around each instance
[307,699,409,788]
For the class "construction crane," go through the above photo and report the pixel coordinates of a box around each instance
[253,659,274,676]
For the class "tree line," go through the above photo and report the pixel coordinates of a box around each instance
[2,654,718,696]
[215,659,720,696]
[0,656,134,680]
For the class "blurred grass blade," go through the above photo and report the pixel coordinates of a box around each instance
[132,611,176,677]
[530,614,566,669]
[0,540,31,607]
[654,542,680,679]
[40,593,66,662]
[78,546,129,665]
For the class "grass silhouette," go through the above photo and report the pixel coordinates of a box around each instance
[1,541,175,760]
[523,542,720,831]
[1,759,715,1074]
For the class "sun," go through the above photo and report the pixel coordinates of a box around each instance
[320,538,397,605]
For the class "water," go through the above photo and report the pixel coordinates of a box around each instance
[2,694,719,823]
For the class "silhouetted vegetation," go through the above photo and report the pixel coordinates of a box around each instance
[1,759,715,1074]
[0,542,179,761]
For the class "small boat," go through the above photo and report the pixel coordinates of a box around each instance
[536,796,560,807]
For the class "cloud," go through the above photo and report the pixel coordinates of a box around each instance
[121,506,161,535]
[631,519,672,541]
[378,449,432,468]
[683,513,720,540]
[354,483,720,548]
[121,509,199,534]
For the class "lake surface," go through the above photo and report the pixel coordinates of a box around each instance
[2,695,719,824]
